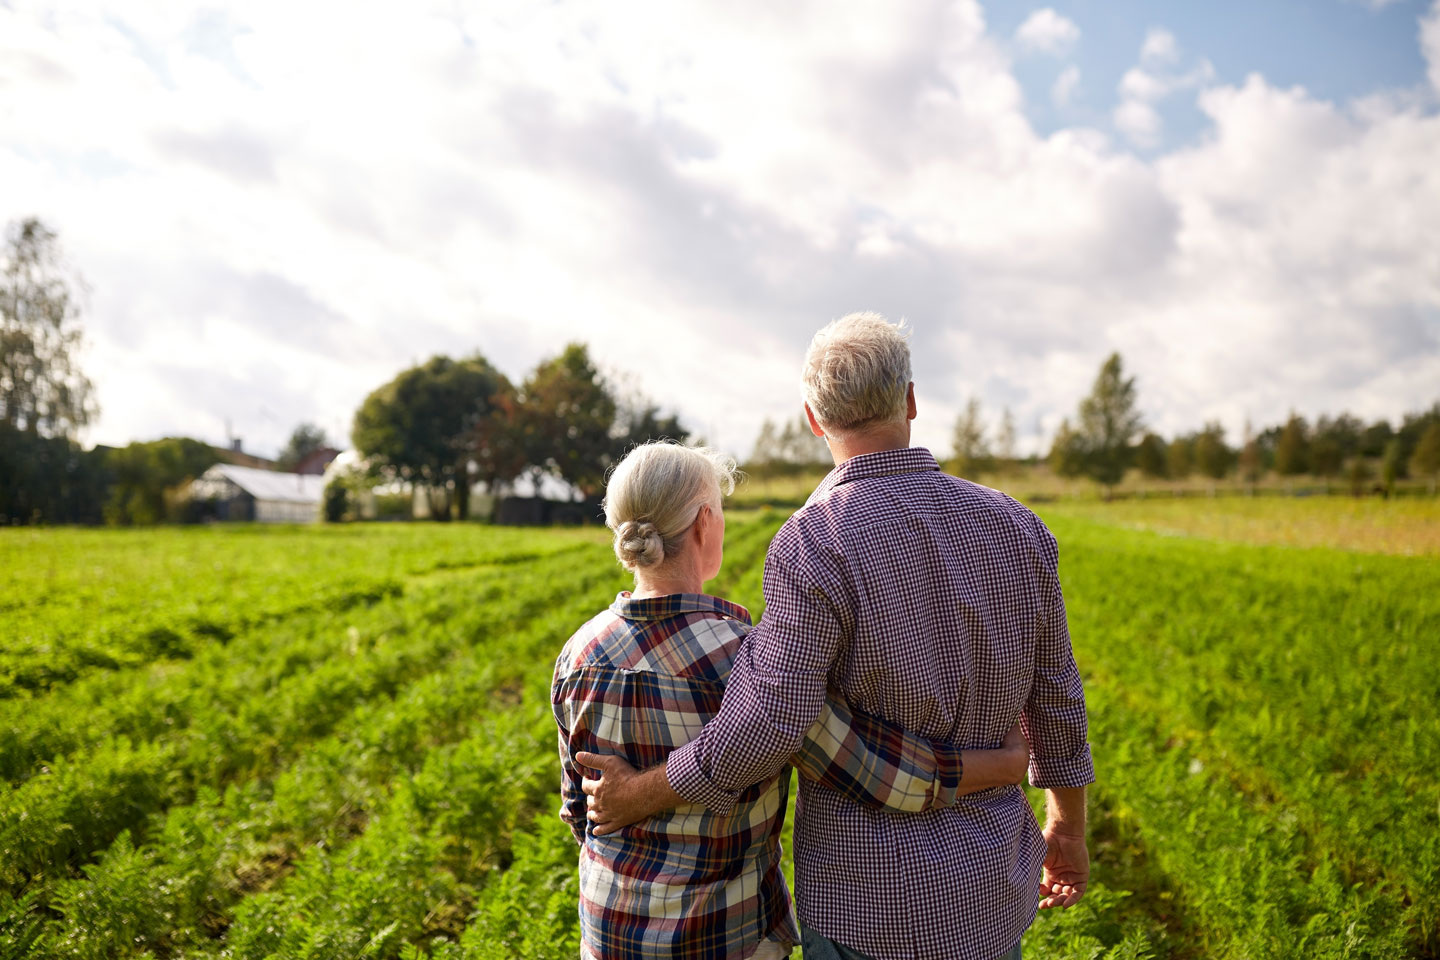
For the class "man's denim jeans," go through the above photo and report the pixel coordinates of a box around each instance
[799,926,1022,960]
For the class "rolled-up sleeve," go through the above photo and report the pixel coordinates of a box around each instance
[794,693,963,813]
[668,549,840,813]
[1023,521,1095,789]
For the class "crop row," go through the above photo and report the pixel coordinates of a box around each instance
[1049,513,1440,956]
[0,525,595,699]
[21,509,1429,958]
[33,558,627,955]
[19,551,629,959]
[0,546,588,786]
[0,547,605,896]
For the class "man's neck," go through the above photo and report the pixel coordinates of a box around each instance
[826,424,912,466]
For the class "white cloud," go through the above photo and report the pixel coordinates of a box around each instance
[0,0,1436,463]
[1113,99,1163,147]
[1052,65,1081,107]
[1014,8,1080,56]
[1140,27,1179,66]
[1113,28,1215,147]
[1423,0,1440,94]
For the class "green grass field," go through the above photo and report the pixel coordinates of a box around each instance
[1,497,1437,959]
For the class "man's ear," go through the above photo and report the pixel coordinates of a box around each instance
[804,402,826,439]
[906,383,917,421]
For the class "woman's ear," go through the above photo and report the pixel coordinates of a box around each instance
[691,502,710,543]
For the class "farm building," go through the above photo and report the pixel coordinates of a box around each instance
[188,463,325,523]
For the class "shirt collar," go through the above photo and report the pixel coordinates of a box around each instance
[808,446,941,505]
[609,591,753,625]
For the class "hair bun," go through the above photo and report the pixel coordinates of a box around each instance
[615,519,664,569]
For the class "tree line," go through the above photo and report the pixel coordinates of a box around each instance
[335,344,687,521]
[5,217,1438,522]
[1027,353,1440,496]
[745,414,831,479]
[0,218,688,525]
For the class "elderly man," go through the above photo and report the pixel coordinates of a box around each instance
[580,313,1094,960]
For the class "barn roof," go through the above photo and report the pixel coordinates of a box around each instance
[200,463,325,504]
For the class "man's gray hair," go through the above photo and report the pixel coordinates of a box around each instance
[801,312,913,432]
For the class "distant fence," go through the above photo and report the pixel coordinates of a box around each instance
[1022,481,1436,504]
[493,496,604,526]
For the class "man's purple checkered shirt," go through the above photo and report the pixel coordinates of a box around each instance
[667,447,1095,960]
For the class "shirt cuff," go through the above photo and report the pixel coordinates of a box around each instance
[666,739,741,816]
[1028,743,1096,790]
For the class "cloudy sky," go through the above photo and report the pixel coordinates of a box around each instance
[4,0,1439,460]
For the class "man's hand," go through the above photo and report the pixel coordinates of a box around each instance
[575,751,684,836]
[1038,828,1089,909]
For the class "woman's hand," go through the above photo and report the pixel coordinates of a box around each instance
[1001,721,1030,784]
[951,721,1031,798]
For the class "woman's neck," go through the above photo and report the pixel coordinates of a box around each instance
[631,568,704,599]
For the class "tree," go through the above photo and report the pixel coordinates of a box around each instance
[1396,403,1440,471]
[1274,414,1309,476]
[777,415,829,466]
[950,398,990,478]
[605,373,689,466]
[1317,413,1364,461]
[1192,421,1233,482]
[749,418,781,479]
[1,218,97,438]
[1411,422,1440,494]
[1237,419,1262,485]
[995,408,1017,474]
[747,414,827,480]
[1166,436,1192,480]
[516,343,616,499]
[0,423,110,524]
[1134,432,1167,479]
[1076,353,1142,495]
[352,354,513,521]
[1309,416,1345,478]
[1048,418,1085,479]
[613,401,688,458]
[1347,457,1373,497]
[1254,424,1283,472]
[104,437,217,525]
[1360,420,1394,459]
[1381,438,1403,496]
[472,387,527,497]
[275,423,330,472]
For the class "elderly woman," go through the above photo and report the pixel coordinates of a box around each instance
[552,441,1028,960]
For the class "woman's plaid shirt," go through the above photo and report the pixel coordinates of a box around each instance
[553,592,964,960]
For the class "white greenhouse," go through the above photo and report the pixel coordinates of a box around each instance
[188,463,325,523]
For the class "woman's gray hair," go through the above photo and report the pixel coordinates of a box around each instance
[603,441,739,571]
[801,312,913,433]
